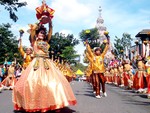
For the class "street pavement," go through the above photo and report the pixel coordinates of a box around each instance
[0,81,150,113]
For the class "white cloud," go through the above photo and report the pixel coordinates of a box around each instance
[100,1,150,40]
[59,29,72,37]
[19,0,41,11]
[51,0,92,22]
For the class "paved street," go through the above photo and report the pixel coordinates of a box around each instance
[0,81,150,113]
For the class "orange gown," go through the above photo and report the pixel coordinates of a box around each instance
[13,40,76,112]
[133,60,147,90]
[1,64,17,88]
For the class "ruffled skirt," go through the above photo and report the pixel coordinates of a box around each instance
[13,58,76,112]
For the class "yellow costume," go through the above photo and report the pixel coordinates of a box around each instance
[86,43,108,73]
[86,42,109,97]
[18,46,33,69]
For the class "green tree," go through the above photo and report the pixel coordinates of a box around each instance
[0,0,27,22]
[60,46,79,64]
[114,33,133,57]
[79,28,100,48]
[49,32,79,64]
[71,63,87,72]
[0,23,21,64]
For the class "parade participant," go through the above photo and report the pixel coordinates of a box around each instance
[118,63,124,87]
[104,67,111,84]
[13,19,76,112]
[113,64,119,86]
[133,56,147,93]
[85,39,109,98]
[18,38,34,70]
[15,64,22,80]
[145,57,150,98]
[147,77,150,98]
[85,51,96,93]
[84,65,92,83]
[122,59,133,89]
[1,62,16,90]
[109,66,114,84]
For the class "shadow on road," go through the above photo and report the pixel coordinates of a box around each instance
[13,107,76,113]
[123,99,150,106]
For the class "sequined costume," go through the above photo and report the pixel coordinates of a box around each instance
[13,23,76,112]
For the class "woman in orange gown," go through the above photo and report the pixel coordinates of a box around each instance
[13,20,77,112]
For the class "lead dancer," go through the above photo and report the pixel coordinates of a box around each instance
[85,38,109,98]
[13,1,76,112]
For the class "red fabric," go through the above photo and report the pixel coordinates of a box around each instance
[117,76,121,86]
[147,76,150,94]
[14,100,77,112]
[133,71,146,90]
[36,4,55,20]
[108,76,113,83]
[123,72,130,87]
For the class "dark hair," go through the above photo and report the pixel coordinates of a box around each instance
[94,47,101,53]
[36,26,48,41]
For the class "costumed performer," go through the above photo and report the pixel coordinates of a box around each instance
[85,38,109,98]
[13,19,77,112]
[18,34,34,70]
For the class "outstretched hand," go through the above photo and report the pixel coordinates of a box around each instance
[85,40,88,45]
[18,38,22,42]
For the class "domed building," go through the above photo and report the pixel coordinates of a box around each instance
[95,6,115,63]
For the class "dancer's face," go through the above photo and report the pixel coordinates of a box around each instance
[37,30,46,40]
[26,48,32,55]
[95,50,101,56]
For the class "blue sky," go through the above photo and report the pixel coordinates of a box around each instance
[0,0,150,63]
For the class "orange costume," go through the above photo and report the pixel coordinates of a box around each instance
[122,61,133,89]
[133,59,147,92]
[18,45,33,69]
[104,68,111,84]
[1,63,17,89]
[86,41,109,97]
[118,64,124,87]
[36,0,54,24]
[145,57,150,98]
[13,21,76,112]
[85,51,96,92]
[113,65,118,85]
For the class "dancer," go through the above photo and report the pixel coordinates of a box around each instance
[133,56,147,93]
[18,38,33,70]
[1,62,16,90]
[85,39,109,98]
[85,51,96,93]
[13,19,76,112]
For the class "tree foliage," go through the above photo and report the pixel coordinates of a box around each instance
[79,28,100,48]
[113,33,133,56]
[0,0,27,22]
[0,23,21,64]
[79,28,107,63]
[49,32,80,64]
[71,63,87,72]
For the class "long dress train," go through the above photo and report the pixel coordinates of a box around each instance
[13,40,77,112]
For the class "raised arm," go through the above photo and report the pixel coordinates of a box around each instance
[47,20,53,42]
[86,52,93,64]
[28,23,39,46]
[85,41,94,59]
[101,40,109,57]
[18,38,25,57]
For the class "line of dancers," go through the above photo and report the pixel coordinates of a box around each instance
[85,52,150,99]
